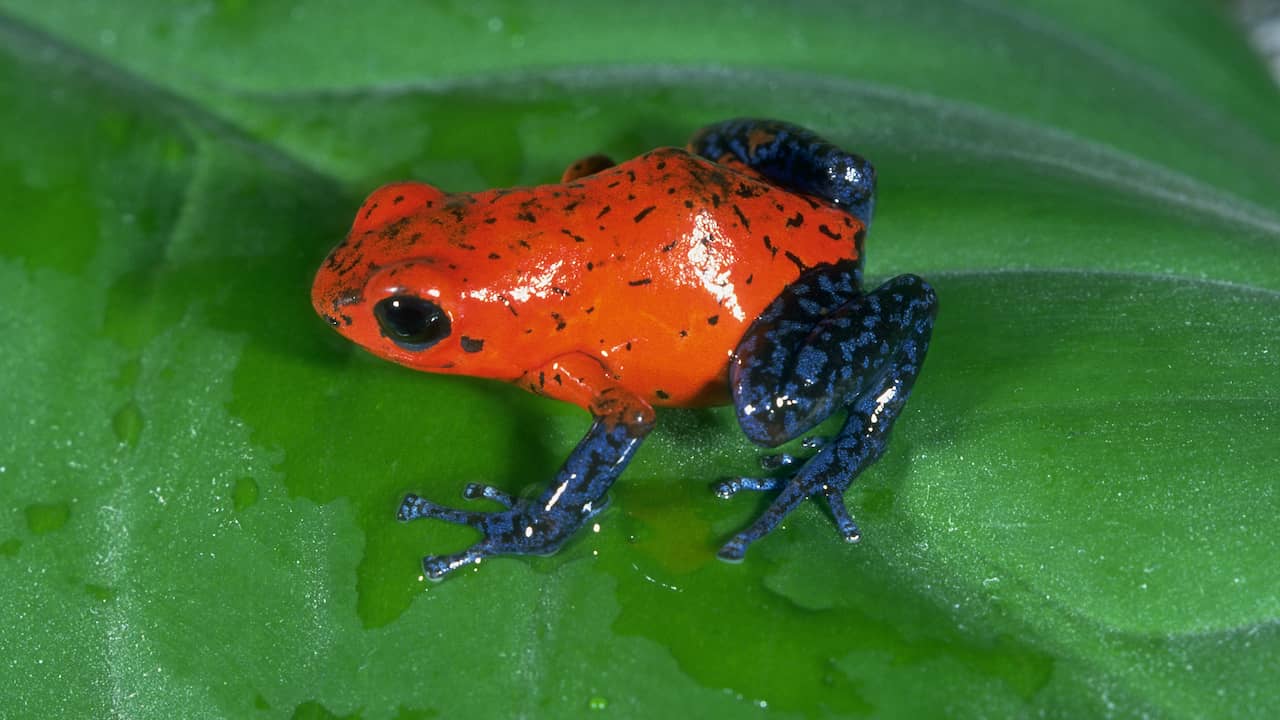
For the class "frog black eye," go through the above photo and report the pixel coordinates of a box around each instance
[373,295,451,351]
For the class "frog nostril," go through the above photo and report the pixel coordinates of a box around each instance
[335,288,364,308]
[374,295,451,351]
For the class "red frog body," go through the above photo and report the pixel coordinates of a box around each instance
[313,147,865,409]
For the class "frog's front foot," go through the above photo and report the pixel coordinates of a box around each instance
[398,492,588,580]
[397,407,652,580]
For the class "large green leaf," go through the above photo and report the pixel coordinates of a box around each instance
[3,2,1278,718]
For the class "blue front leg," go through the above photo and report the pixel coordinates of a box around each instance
[720,261,938,561]
[399,409,653,579]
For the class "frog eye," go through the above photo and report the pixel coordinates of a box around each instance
[373,295,451,351]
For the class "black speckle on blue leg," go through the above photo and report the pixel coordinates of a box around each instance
[398,411,651,580]
[721,264,937,561]
[687,118,876,229]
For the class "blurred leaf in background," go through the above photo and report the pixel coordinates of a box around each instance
[1,2,1278,718]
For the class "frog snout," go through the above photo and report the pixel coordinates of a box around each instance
[311,247,366,332]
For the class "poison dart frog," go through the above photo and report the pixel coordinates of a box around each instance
[312,119,937,580]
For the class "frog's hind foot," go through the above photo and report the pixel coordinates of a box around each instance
[715,436,828,499]
[715,470,862,562]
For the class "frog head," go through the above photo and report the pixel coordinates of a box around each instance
[312,182,475,373]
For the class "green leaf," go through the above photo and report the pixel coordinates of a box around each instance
[2,2,1278,718]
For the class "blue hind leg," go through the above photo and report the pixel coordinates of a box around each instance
[687,118,876,228]
[720,261,937,561]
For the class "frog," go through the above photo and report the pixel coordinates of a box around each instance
[311,118,937,580]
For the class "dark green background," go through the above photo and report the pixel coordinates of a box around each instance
[2,2,1278,718]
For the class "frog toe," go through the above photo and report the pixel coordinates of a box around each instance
[759,435,828,470]
[824,488,862,543]
[399,493,470,524]
[716,536,750,563]
[716,482,809,561]
[422,547,486,581]
[713,476,785,499]
[462,482,517,508]
[758,452,800,471]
